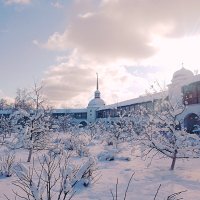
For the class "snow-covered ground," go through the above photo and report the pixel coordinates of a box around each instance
[0,136,200,200]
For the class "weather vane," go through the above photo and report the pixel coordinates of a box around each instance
[181,62,184,68]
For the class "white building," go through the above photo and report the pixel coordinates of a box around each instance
[1,67,200,132]
[51,67,200,132]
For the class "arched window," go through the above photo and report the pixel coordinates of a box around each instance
[184,113,200,133]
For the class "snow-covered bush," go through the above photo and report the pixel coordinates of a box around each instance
[0,116,12,143]
[63,136,78,151]
[97,150,131,162]
[53,133,90,157]
[48,147,63,158]
[62,134,90,157]
[48,140,70,158]
[75,157,98,187]
[76,143,90,157]
[8,154,98,199]
[98,151,115,161]
[11,154,75,200]
[49,132,90,159]
[54,115,74,133]
[84,122,103,141]
[100,112,136,149]
[0,150,15,177]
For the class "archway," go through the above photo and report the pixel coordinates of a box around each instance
[184,113,200,133]
[79,121,87,128]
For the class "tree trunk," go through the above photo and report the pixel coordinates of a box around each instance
[170,149,177,170]
[27,148,33,162]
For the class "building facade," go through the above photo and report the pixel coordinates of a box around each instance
[51,67,200,132]
[1,68,200,132]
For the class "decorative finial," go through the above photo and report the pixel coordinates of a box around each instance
[96,73,99,90]
[181,62,184,69]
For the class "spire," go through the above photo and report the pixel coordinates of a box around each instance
[96,73,99,90]
[95,73,100,98]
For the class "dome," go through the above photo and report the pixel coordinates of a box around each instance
[172,67,193,79]
[172,67,194,83]
[88,98,105,107]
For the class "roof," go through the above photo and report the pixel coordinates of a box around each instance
[97,91,168,110]
[0,109,13,115]
[52,108,87,114]
[173,67,193,79]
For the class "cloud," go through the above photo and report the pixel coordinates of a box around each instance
[36,0,200,61]
[55,56,69,63]
[51,1,63,9]
[33,32,68,51]
[42,52,96,108]
[4,0,31,5]
[42,51,150,108]
[43,64,94,101]
[38,0,200,108]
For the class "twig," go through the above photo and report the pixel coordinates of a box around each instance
[123,172,135,200]
[153,184,161,200]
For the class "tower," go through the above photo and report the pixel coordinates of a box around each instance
[87,73,105,123]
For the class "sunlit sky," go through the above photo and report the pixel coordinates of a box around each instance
[1,0,200,108]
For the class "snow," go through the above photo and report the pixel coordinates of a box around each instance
[0,100,200,199]
[0,137,200,200]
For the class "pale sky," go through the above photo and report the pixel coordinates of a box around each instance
[1,0,200,108]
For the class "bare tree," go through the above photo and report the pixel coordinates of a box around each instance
[137,98,200,170]
[10,83,52,162]
[26,111,52,162]
[15,88,33,111]
[30,82,46,112]
[0,98,11,110]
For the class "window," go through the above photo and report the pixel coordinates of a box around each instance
[183,82,199,105]
[135,104,140,111]
[74,112,87,119]
[146,101,153,110]
[130,104,135,112]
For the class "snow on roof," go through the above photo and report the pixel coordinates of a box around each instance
[0,109,13,115]
[183,74,200,86]
[97,91,168,110]
[52,108,87,114]
[88,98,105,107]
